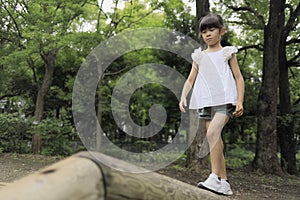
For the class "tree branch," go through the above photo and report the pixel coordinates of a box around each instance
[284,3,300,37]
[3,4,23,39]
[0,93,19,101]
[96,0,109,32]
[227,3,265,29]
[227,20,263,29]
[293,97,300,105]
[117,6,160,33]
[238,44,264,52]
[0,35,26,49]
[27,56,38,84]
[104,65,131,76]
[287,51,300,67]
[286,38,300,45]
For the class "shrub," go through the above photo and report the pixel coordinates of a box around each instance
[0,113,31,153]
[226,144,255,169]
[29,118,82,156]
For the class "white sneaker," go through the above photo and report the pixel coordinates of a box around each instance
[218,179,233,196]
[197,173,221,193]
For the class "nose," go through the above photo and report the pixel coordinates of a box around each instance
[202,32,209,38]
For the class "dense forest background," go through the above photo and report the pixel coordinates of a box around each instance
[0,0,299,175]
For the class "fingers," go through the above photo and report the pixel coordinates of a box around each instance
[179,103,186,112]
[233,105,243,117]
[179,99,187,113]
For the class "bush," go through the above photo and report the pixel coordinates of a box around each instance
[29,118,82,156]
[226,144,255,169]
[0,113,83,156]
[0,113,31,153]
[134,140,158,152]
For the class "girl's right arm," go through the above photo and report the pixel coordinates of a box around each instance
[179,61,198,113]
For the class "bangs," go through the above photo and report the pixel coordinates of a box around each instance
[199,14,224,32]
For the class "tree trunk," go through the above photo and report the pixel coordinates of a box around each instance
[96,82,103,152]
[186,111,209,171]
[195,0,210,33]
[186,0,210,171]
[32,49,58,154]
[252,0,285,175]
[195,0,209,48]
[278,33,297,175]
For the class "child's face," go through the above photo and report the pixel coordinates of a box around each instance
[201,27,225,47]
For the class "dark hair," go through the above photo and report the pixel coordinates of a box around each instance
[199,13,224,32]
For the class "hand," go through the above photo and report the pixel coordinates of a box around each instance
[233,103,243,117]
[179,99,187,113]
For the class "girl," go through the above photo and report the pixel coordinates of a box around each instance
[179,13,244,196]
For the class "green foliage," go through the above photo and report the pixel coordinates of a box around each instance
[0,112,83,156]
[28,118,82,156]
[0,0,101,120]
[0,0,298,176]
[152,0,196,36]
[0,113,31,153]
[169,153,187,170]
[226,144,255,169]
[134,140,158,152]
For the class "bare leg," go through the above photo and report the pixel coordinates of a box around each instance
[205,113,229,179]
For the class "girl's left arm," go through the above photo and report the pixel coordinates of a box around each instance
[229,54,245,117]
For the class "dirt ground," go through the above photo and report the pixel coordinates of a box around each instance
[0,153,300,200]
[158,167,300,200]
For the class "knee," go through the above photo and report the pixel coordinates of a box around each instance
[206,129,219,144]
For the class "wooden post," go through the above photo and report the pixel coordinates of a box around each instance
[0,151,226,200]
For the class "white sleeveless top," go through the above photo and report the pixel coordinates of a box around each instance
[189,46,238,109]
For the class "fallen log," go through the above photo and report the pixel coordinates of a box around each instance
[0,151,226,200]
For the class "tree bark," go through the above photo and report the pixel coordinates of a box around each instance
[277,22,297,175]
[0,151,225,200]
[186,0,210,172]
[253,0,285,175]
[195,0,210,34]
[276,2,300,175]
[32,49,58,154]
[195,0,209,47]
[186,117,209,171]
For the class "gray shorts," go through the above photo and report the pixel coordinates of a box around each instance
[198,104,236,120]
